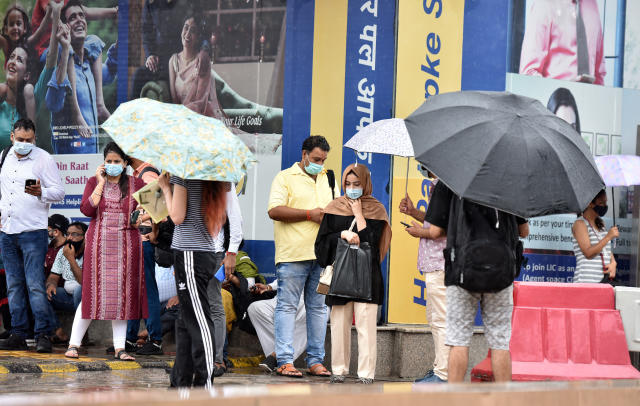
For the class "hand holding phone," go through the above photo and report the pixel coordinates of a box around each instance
[130,210,140,225]
[24,179,41,197]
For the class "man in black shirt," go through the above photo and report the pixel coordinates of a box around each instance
[425,181,529,382]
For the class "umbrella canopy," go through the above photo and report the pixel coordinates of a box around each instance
[594,155,640,187]
[405,91,604,218]
[102,98,255,183]
[344,118,414,157]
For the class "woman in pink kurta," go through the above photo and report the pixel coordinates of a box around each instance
[65,142,147,361]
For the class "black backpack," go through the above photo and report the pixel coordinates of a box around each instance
[154,217,175,267]
[443,198,524,293]
[327,169,335,199]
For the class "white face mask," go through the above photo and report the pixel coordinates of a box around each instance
[13,141,34,155]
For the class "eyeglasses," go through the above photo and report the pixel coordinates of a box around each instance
[68,232,84,238]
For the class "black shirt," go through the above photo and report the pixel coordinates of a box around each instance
[425,181,527,231]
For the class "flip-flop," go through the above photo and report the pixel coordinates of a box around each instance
[65,346,79,359]
[114,350,136,361]
[308,363,332,377]
[276,363,303,378]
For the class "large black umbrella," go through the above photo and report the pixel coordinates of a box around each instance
[405,91,604,218]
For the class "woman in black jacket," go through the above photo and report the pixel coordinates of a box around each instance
[315,163,391,384]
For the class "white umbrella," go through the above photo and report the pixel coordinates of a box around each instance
[344,118,414,193]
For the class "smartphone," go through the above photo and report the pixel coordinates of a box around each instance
[25,179,37,188]
[400,221,411,228]
[130,210,140,225]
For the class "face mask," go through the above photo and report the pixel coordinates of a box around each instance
[593,204,608,217]
[13,141,34,155]
[105,163,124,177]
[346,188,363,200]
[304,157,323,175]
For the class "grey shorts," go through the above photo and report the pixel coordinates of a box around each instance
[445,284,513,350]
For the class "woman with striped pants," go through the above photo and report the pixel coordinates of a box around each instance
[158,173,227,388]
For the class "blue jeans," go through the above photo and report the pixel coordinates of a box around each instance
[50,285,82,313]
[0,230,52,339]
[274,260,328,367]
[127,241,162,341]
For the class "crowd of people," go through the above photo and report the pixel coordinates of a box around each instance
[0,121,618,386]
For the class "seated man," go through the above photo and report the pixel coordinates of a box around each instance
[247,281,307,373]
[46,222,86,313]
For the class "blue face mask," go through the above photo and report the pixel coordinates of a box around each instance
[304,157,323,175]
[105,163,124,177]
[13,141,34,155]
[346,188,363,200]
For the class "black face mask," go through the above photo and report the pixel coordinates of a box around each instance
[593,204,608,217]
[67,239,84,256]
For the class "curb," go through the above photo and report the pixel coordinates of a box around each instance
[0,355,264,374]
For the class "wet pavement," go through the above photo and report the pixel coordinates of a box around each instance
[0,368,396,396]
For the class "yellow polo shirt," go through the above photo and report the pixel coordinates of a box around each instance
[268,163,338,264]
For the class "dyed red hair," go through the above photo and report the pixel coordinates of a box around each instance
[201,181,227,236]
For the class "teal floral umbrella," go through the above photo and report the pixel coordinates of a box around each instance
[102,98,255,183]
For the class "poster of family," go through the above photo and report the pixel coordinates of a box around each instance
[0,0,286,246]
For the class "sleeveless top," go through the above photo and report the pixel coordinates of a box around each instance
[572,217,611,283]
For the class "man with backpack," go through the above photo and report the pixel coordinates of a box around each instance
[424,181,529,382]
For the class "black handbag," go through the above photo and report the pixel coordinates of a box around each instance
[327,219,373,301]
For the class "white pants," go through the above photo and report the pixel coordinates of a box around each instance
[247,296,307,359]
[425,270,449,380]
[330,302,378,379]
[69,302,128,349]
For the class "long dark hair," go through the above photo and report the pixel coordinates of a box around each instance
[1,5,32,49]
[10,45,37,120]
[103,142,130,200]
[581,189,606,231]
[547,87,581,134]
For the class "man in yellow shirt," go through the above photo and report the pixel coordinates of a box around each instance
[267,136,337,378]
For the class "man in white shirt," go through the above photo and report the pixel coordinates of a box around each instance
[0,119,64,353]
[208,183,243,377]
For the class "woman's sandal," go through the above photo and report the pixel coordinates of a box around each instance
[114,350,136,361]
[276,363,303,378]
[308,363,331,377]
[65,346,79,359]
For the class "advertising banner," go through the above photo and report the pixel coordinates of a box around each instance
[0,0,287,276]
[506,73,639,287]
[388,0,464,324]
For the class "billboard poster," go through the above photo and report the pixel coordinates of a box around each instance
[506,73,639,287]
[0,1,287,274]
[508,0,626,88]
[126,0,287,277]
[0,0,118,222]
[387,0,464,324]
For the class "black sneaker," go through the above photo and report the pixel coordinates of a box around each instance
[259,354,277,373]
[0,334,27,350]
[0,330,11,340]
[36,336,52,353]
[136,340,163,355]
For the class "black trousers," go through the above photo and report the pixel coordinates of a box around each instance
[170,250,216,388]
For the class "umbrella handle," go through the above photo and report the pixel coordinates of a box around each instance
[405,157,410,196]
